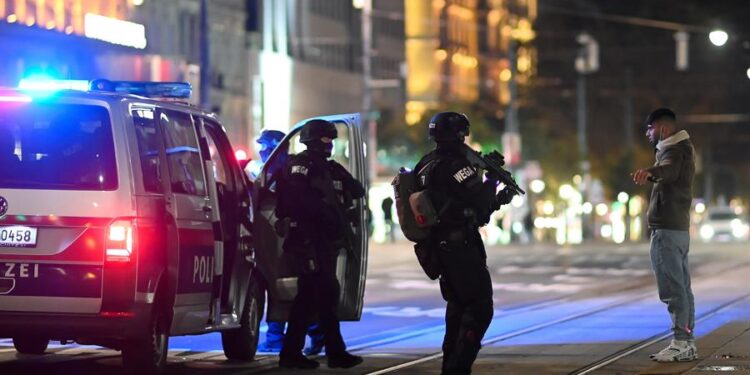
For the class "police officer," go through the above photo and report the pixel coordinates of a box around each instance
[249,129,326,354]
[247,129,286,182]
[415,112,514,374]
[276,119,365,369]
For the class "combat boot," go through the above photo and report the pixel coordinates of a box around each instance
[279,354,319,369]
[327,351,363,368]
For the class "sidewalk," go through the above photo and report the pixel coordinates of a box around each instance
[642,319,750,374]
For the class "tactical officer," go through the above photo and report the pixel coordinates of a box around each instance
[249,129,325,354]
[415,112,514,374]
[276,119,365,370]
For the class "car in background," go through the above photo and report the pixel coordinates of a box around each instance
[699,207,750,242]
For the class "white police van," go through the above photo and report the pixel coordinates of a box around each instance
[0,79,370,373]
[0,79,261,373]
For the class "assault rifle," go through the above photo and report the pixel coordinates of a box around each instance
[461,144,526,196]
[310,167,360,263]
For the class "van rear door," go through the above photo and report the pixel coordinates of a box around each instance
[0,100,124,314]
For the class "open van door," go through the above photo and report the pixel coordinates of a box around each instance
[251,113,368,321]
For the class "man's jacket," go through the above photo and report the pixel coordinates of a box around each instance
[646,130,695,231]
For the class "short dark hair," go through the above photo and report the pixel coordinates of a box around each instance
[646,108,676,126]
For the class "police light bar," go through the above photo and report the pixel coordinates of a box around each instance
[90,79,192,99]
[18,78,90,92]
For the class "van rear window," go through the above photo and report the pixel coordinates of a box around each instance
[0,103,117,190]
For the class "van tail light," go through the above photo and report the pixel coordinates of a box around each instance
[107,220,134,263]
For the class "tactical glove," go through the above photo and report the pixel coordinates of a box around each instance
[496,186,516,206]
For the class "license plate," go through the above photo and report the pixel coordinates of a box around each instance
[0,226,38,248]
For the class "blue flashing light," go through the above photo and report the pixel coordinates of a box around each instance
[18,78,90,92]
[15,77,192,100]
[90,80,192,99]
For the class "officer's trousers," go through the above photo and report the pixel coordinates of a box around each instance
[280,256,346,358]
[437,236,494,375]
[441,294,493,374]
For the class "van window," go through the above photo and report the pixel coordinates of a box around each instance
[0,103,117,190]
[202,122,229,186]
[132,108,163,193]
[159,110,206,196]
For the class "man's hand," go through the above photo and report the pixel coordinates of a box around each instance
[496,186,516,205]
[631,169,653,185]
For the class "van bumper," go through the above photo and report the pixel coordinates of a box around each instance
[0,306,152,341]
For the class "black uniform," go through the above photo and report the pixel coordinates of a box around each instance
[415,143,505,375]
[276,148,365,365]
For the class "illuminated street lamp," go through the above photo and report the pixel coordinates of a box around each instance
[559,184,575,200]
[709,30,728,46]
[617,191,629,204]
[530,179,546,193]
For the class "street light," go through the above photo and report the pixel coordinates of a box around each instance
[746,67,750,80]
[617,191,629,204]
[530,179,545,194]
[709,30,728,46]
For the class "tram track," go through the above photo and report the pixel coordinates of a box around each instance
[1,259,747,374]
[568,292,750,375]
[363,260,750,375]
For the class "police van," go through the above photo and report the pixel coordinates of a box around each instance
[0,79,261,372]
[0,79,370,373]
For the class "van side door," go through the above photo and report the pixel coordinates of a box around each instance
[154,109,215,334]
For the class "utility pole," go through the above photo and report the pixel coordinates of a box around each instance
[361,0,376,185]
[575,32,598,240]
[623,68,634,241]
[575,32,598,180]
[199,0,210,110]
[507,39,519,136]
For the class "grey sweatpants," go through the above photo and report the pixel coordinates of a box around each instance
[650,229,695,340]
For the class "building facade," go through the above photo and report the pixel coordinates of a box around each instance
[1,0,407,163]
[404,0,536,127]
[0,0,252,150]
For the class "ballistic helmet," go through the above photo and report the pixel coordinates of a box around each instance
[299,119,337,144]
[428,112,470,142]
[257,129,286,146]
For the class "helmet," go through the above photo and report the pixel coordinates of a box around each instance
[428,112,470,142]
[256,129,286,147]
[256,129,286,163]
[299,119,337,144]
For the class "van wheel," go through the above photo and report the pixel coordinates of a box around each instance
[122,306,170,374]
[13,337,48,354]
[221,278,264,361]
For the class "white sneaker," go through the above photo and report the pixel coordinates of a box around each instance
[650,340,697,362]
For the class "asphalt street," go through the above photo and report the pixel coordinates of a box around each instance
[1,239,748,374]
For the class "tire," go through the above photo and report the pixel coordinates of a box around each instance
[122,305,170,374]
[221,278,265,361]
[13,337,48,354]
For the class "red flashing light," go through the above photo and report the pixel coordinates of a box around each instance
[235,149,248,161]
